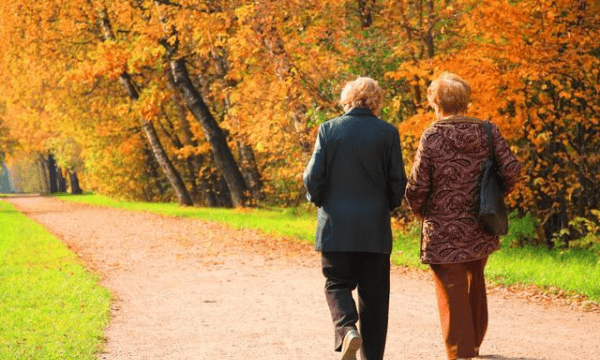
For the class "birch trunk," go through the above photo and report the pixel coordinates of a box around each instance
[101,9,193,206]
[169,58,247,207]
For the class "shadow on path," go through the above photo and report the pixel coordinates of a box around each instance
[479,355,545,360]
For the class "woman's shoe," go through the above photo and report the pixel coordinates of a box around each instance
[340,329,362,360]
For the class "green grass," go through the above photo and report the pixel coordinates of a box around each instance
[391,227,428,270]
[0,200,111,359]
[487,245,600,299]
[392,223,600,303]
[55,193,600,304]
[54,193,317,243]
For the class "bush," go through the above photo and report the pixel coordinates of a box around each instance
[554,210,600,255]
[503,212,539,248]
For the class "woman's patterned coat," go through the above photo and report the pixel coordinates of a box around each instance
[405,116,521,264]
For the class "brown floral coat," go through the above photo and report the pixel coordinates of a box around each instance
[405,116,522,264]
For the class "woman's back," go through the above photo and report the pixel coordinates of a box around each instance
[422,117,488,218]
[406,116,521,264]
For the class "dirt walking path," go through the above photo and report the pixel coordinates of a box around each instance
[5,196,600,360]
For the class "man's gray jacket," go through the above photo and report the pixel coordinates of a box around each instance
[303,107,407,254]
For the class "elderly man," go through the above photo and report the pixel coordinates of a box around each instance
[303,77,407,360]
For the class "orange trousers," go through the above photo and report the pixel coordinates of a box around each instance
[430,257,488,360]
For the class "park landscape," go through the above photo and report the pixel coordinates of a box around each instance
[0,0,599,359]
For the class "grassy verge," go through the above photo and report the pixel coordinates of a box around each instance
[393,224,600,304]
[55,193,600,304]
[53,193,317,243]
[0,200,111,359]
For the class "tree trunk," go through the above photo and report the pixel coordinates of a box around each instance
[69,171,82,195]
[166,70,217,207]
[237,141,264,201]
[152,1,246,206]
[154,111,203,204]
[47,154,58,193]
[140,119,193,206]
[141,144,167,201]
[199,168,218,207]
[37,155,49,194]
[425,0,436,58]
[56,166,67,192]
[101,8,193,206]
[169,58,247,207]
[357,0,375,28]
[207,171,233,208]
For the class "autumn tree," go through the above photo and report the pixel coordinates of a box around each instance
[0,102,15,164]
[1,0,597,243]
[385,0,600,244]
[0,0,63,192]
[477,0,600,245]
[142,0,251,207]
[224,1,361,201]
[97,5,194,206]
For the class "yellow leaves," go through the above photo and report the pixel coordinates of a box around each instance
[96,41,129,78]
[139,104,160,122]
[128,35,164,73]
[1,0,598,208]
[175,145,199,159]
[533,177,546,186]
[558,90,572,100]
[530,130,549,148]
[235,3,256,23]
[67,41,132,84]
[134,85,168,122]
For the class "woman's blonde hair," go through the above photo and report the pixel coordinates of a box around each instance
[427,72,471,116]
[340,77,384,114]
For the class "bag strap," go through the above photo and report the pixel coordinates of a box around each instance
[483,121,496,162]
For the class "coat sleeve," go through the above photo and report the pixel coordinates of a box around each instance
[387,129,408,210]
[491,124,522,196]
[303,124,327,207]
[404,132,432,216]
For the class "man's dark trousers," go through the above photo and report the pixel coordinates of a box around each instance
[321,251,390,360]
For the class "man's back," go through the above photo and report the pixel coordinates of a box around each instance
[303,77,406,360]
[303,107,406,253]
[323,109,400,200]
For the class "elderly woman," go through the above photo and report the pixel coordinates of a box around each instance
[405,72,521,360]
[303,77,407,360]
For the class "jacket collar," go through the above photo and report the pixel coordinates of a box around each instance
[433,115,482,125]
[345,107,377,117]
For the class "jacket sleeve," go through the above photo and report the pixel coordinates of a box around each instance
[303,124,327,207]
[387,129,408,210]
[491,124,522,196]
[404,132,432,216]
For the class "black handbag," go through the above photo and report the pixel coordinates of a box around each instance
[478,121,508,235]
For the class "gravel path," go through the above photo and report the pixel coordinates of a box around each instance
[5,196,600,360]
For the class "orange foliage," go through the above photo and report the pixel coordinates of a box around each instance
[0,0,598,231]
[384,0,600,235]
